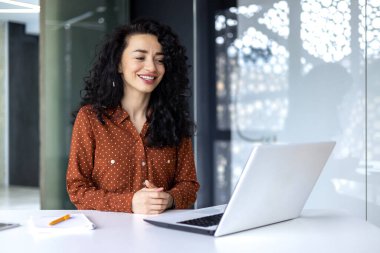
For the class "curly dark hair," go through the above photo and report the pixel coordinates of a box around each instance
[79,18,195,147]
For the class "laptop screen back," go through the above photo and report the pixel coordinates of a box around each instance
[214,142,335,236]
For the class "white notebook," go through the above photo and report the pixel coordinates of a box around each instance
[29,213,96,233]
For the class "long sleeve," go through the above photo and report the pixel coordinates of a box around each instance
[66,108,134,213]
[167,138,200,209]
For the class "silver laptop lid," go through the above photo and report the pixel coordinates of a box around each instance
[214,141,335,237]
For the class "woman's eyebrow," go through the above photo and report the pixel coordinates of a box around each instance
[132,49,148,53]
[132,49,164,55]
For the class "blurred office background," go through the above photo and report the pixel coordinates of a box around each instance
[0,0,380,227]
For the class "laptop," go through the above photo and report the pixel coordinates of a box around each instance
[144,141,335,237]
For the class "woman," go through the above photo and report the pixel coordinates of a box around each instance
[66,19,199,214]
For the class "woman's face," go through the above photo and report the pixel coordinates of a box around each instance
[118,34,165,95]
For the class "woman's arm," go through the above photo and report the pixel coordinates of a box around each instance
[167,137,200,209]
[66,107,134,212]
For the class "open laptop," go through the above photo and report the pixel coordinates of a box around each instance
[144,141,335,237]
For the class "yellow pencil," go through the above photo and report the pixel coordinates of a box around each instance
[49,214,71,226]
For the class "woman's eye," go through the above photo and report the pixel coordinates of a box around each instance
[136,57,144,60]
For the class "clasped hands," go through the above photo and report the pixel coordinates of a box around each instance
[132,180,174,214]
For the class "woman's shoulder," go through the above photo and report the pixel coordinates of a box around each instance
[76,104,117,124]
[77,104,97,119]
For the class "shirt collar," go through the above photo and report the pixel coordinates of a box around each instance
[111,106,149,138]
[140,122,149,138]
[110,105,130,124]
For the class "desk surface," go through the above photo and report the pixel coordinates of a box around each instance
[1,209,380,253]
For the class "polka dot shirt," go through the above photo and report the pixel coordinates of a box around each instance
[66,105,200,213]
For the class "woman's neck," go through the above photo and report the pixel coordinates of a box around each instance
[121,89,150,122]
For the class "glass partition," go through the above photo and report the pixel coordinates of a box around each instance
[40,0,129,209]
[215,0,380,225]
[367,0,380,226]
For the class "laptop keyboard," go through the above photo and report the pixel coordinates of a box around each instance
[178,213,223,227]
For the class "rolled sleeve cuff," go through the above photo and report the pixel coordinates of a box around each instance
[109,193,134,213]
[167,188,195,209]
[77,192,134,213]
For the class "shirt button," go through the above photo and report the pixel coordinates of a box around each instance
[111,160,115,165]
[142,161,146,166]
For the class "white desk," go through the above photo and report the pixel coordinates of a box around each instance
[1,209,380,253]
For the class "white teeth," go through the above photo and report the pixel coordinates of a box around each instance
[139,75,155,80]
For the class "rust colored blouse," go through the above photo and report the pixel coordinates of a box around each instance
[66,105,200,213]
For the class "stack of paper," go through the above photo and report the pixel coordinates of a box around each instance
[29,213,96,233]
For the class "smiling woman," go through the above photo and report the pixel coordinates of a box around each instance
[66,18,200,215]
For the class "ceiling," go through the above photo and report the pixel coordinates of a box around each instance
[0,0,40,34]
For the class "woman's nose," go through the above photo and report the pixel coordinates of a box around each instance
[144,58,157,72]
